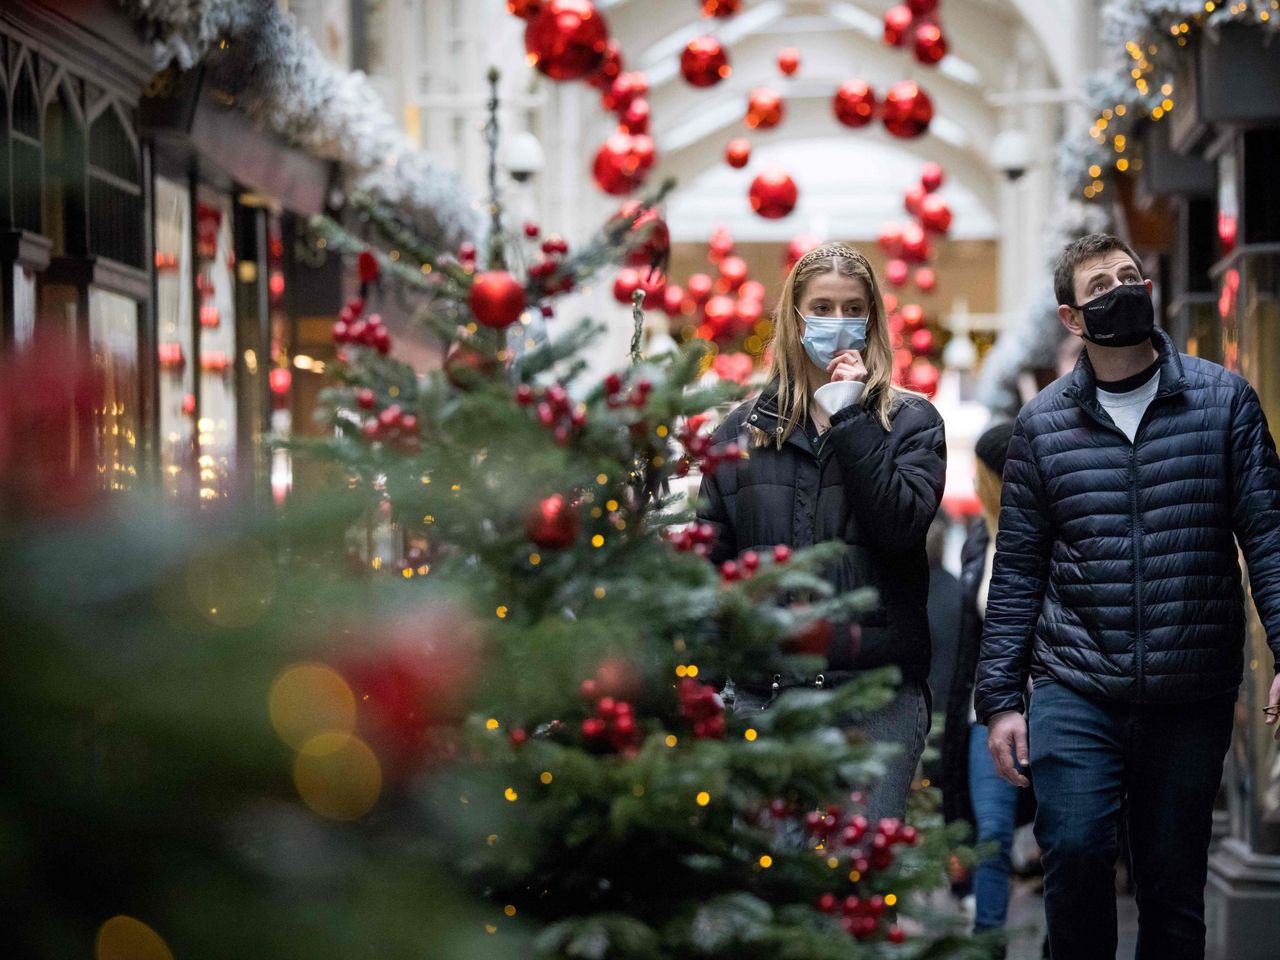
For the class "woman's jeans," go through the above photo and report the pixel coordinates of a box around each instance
[1028,677,1234,960]
[730,679,930,823]
[968,722,1019,931]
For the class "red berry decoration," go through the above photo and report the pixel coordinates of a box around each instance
[914,267,937,292]
[678,678,726,739]
[508,0,541,17]
[745,88,784,129]
[725,138,752,169]
[592,132,646,195]
[920,161,945,193]
[885,259,909,287]
[882,81,933,138]
[777,47,800,76]
[920,194,953,234]
[524,0,610,81]
[833,80,876,128]
[613,267,642,305]
[357,249,380,285]
[773,544,791,563]
[680,36,731,88]
[619,98,650,135]
[908,0,938,13]
[914,22,947,64]
[701,0,741,15]
[883,4,914,46]
[526,493,579,550]
[749,169,798,219]
[469,271,526,329]
[586,38,624,89]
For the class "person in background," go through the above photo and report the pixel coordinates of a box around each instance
[926,513,962,731]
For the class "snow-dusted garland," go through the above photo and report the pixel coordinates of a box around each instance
[119,0,479,249]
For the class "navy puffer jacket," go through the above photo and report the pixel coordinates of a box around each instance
[697,383,946,683]
[976,330,1280,723]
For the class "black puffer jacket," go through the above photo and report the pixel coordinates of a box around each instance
[976,330,1280,723]
[697,383,947,683]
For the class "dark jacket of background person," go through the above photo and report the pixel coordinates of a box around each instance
[698,382,947,683]
[976,330,1280,722]
[926,517,963,723]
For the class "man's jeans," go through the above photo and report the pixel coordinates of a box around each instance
[969,722,1018,932]
[1028,677,1234,960]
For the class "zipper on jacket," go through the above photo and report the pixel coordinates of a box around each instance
[1129,441,1145,701]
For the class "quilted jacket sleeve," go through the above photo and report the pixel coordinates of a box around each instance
[826,395,947,557]
[975,417,1052,722]
[1230,380,1280,671]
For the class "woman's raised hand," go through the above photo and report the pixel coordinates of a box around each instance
[826,350,868,384]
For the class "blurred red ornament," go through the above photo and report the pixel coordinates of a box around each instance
[719,255,749,290]
[631,134,657,169]
[883,4,914,46]
[592,132,646,194]
[913,22,947,65]
[663,284,687,317]
[619,202,670,270]
[182,393,197,416]
[908,0,939,14]
[878,225,904,258]
[910,328,934,355]
[701,0,741,15]
[909,359,939,396]
[358,249,380,284]
[527,493,579,549]
[920,161,945,193]
[833,80,876,128]
[900,303,926,330]
[586,38,624,89]
[602,71,648,111]
[524,0,610,81]
[712,352,754,384]
[725,138,752,168]
[613,267,642,304]
[745,88,784,129]
[269,367,292,395]
[469,271,526,328]
[619,98,650,134]
[783,616,833,657]
[749,169,798,219]
[458,241,477,262]
[900,223,932,263]
[885,259,909,287]
[882,81,933,138]
[638,269,667,303]
[914,267,937,292]
[786,234,821,270]
[444,342,501,389]
[777,47,800,76]
[704,295,737,339]
[740,279,766,302]
[904,184,927,217]
[508,0,541,17]
[687,273,714,303]
[680,36,731,87]
[735,297,763,330]
[920,194,953,234]
[884,292,900,314]
[708,225,736,263]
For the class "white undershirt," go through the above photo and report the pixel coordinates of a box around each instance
[1096,369,1160,443]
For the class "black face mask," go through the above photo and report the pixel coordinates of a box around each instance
[1071,283,1155,348]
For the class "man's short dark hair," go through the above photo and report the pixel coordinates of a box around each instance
[1053,234,1144,307]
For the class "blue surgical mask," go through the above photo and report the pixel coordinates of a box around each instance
[797,310,869,369]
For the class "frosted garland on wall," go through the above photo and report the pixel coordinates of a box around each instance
[119,0,480,249]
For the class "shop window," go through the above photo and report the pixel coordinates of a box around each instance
[88,287,140,493]
[43,86,87,257]
[155,176,196,501]
[196,188,238,502]
[88,105,143,268]
[12,63,41,234]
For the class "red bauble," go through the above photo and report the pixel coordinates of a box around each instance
[900,223,932,263]
[687,273,714,303]
[703,295,737,340]
[602,71,648,111]
[725,138,752,169]
[701,0,741,15]
[777,47,800,76]
[900,303,926,330]
[914,267,937,292]
[783,617,833,657]
[833,80,876,128]
[620,202,670,269]
[708,225,735,263]
[631,134,657,170]
[357,249,380,284]
[618,98,650,135]
[680,36,731,88]
[734,297,763,331]
[882,81,934,138]
[920,161,945,193]
[904,184,927,217]
[749,169,798,219]
[586,39,623,90]
[883,4,914,46]
[786,234,821,270]
[909,359,939,397]
[508,0,541,18]
[613,267,642,304]
[524,0,609,81]
[920,194,954,234]
[907,0,939,13]
[885,259,910,287]
[910,327,934,355]
[914,23,947,65]
[469,271,526,328]
[745,88,784,129]
[663,284,687,317]
[268,367,292,396]
[592,133,646,195]
[739,279,766,302]
[878,224,905,257]
[638,269,667,303]
[527,493,579,549]
[444,342,501,388]
[719,255,749,290]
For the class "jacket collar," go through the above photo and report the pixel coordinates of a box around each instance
[748,382,818,455]
[1064,327,1188,416]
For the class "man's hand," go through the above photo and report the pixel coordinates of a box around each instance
[826,350,867,384]
[1267,673,1280,743]
[987,710,1030,788]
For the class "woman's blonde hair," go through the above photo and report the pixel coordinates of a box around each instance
[975,460,1002,534]
[752,242,906,448]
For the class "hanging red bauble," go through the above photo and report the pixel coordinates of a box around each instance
[592,133,645,194]
[883,5,914,46]
[904,184,927,217]
[638,269,667,303]
[833,80,876,128]
[524,0,610,81]
[914,267,937,292]
[631,134,657,170]
[749,169,798,219]
[701,0,741,16]
[745,88,784,129]
[900,223,932,263]
[909,359,939,397]
[708,227,735,266]
[469,271,526,328]
[885,259,910,287]
[602,71,648,111]
[619,98,650,135]
[884,292,899,315]
[703,295,737,340]
[739,279,766,302]
[527,493,579,549]
[910,327,934,355]
[508,0,541,18]
[613,267,642,304]
[786,234,820,270]
[444,342,501,388]
[735,297,763,331]
[878,224,905,257]
[900,303,926,330]
[719,255,749,291]
[680,36,731,88]
[620,202,670,270]
[907,0,939,14]
[663,284,687,317]
[920,194,953,234]
[914,23,947,65]
[725,138,751,169]
[586,39,624,90]
[777,47,800,76]
[920,162,945,193]
[687,273,714,303]
[358,249,380,284]
[269,367,292,396]
[882,81,933,138]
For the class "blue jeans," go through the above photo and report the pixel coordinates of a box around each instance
[969,722,1018,932]
[1029,678,1234,960]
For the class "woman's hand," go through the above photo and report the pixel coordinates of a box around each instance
[827,350,867,384]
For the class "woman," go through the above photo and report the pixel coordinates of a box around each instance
[696,242,947,822]
[941,421,1034,953]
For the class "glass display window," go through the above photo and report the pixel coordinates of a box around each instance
[154,176,196,500]
[196,188,238,502]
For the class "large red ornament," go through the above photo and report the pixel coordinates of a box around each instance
[663,284,687,317]
[719,255,749,291]
[613,267,642,304]
[878,225,904,257]
[619,98,650,135]
[904,184,927,217]
[910,327,934,355]
[508,0,542,18]
[907,0,939,14]
[592,133,646,194]
[883,5,914,46]
[885,259,910,287]
[620,202,670,270]
[920,162,945,193]
[900,224,932,263]
[687,273,714,303]
[703,295,737,340]
[527,493,579,549]
[920,194,953,234]
[602,71,648,111]
[586,39,623,90]
[882,81,933,138]
[749,169,798,219]
[701,0,741,16]
[739,279,766,302]
[786,234,821,270]
[777,47,800,76]
[524,0,610,81]
[469,271,526,328]
[914,267,937,292]
[680,36,731,88]
[357,249,380,284]
[745,88,785,129]
[832,80,876,128]
[725,138,751,169]
[914,23,947,65]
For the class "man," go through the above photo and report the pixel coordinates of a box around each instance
[975,233,1280,959]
